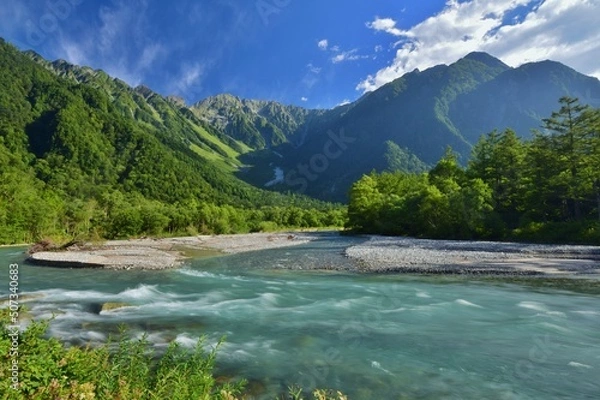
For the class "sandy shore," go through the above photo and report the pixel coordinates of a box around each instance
[345,236,600,275]
[27,233,314,270]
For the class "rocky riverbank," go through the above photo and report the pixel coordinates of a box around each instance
[25,232,600,276]
[27,233,314,270]
[345,236,600,275]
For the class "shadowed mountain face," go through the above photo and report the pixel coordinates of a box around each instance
[207,52,600,201]
[5,36,600,203]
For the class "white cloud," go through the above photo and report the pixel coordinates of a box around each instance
[336,99,351,107]
[359,0,600,93]
[318,39,329,50]
[301,97,308,102]
[366,17,402,36]
[374,45,384,53]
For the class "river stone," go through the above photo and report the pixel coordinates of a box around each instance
[100,302,131,312]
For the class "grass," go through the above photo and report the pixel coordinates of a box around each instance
[189,143,240,172]
[191,124,251,159]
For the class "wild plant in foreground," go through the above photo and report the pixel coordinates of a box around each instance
[1,309,345,399]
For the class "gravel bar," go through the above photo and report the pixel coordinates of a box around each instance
[345,236,600,275]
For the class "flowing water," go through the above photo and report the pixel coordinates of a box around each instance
[2,236,600,399]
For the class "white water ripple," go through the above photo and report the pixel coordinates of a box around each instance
[455,299,483,308]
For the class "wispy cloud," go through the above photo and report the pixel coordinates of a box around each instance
[302,63,321,89]
[58,39,88,66]
[139,43,166,70]
[48,0,167,88]
[172,62,206,94]
[318,38,371,65]
[301,96,308,102]
[0,2,31,39]
[307,63,322,74]
[331,49,369,64]
[359,0,600,92]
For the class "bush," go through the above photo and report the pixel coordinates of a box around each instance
[0,310,243,399]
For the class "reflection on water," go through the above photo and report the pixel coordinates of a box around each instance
[2,239,600,399]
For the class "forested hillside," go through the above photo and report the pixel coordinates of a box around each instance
[347,98,600,243]
[0,39,344,244]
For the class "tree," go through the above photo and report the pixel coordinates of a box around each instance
[468,129,526,228]
[347,174,383,232]
[429,146,465,187]
[541,97,592,220]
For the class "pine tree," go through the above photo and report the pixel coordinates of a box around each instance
[541,97,591,220]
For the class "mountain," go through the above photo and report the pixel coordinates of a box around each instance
[450,59,600,142]
[3,34,600,209]
[0,38,341,243]
[214,52,600,201]
[192,94,326,149]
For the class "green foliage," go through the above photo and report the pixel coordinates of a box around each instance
[468,129,526,230]
[0,312,244,399]
[383,140,428,173]
[347,98,600,244]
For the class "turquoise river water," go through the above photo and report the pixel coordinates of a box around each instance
[1,236,599,399]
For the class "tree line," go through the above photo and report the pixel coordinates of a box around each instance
[347,97,600,244]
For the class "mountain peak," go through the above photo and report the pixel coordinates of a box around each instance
[166,95,186,107]
[134,85,156,98]
[461,51,509,69]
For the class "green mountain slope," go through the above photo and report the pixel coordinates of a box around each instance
[25,51,252,172]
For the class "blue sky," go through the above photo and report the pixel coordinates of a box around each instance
[1,0,599,109]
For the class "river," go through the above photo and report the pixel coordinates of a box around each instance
[2,236,599,399]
